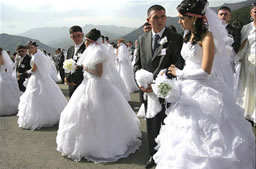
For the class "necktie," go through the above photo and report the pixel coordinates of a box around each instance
[152,34,160,53]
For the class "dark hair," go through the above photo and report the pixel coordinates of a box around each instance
[69,25,83,34]
[26,41,38,47]
[16,45,26,51]
[218,6,231,13]
[177,0,208,45]
[143,22,151,27]
[85,28,101,41]
[0,48,2,52]
[147,5,165,17]
[105,36,109,41]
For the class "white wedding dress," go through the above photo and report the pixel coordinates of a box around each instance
[153,42,256,169]
[117,43,139,93]
[236,22,256,124]
[0,50,21,116]
[56,42,141,162]
[17,49,67,130]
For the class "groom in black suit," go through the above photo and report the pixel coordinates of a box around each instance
[65,25,86,97]
[134,5,184,169]
[16,45,31,92]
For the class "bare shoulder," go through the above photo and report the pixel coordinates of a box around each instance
[203,31,213,40]
[201,31,213,44]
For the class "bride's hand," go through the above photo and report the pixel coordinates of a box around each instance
[168,64,176,76]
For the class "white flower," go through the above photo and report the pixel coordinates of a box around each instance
[152,72,180,103]
[159,36,168,45]
[63,59,76,73]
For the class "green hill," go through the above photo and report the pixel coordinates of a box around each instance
[0,33,55,54]
[230,6,252,26]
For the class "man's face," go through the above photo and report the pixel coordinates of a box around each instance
[147,10,167,33]
[250,7,256,21]
[16,48,27,57]
[218,9,231,24]
[70,32,84,45]
[143,25,152,32]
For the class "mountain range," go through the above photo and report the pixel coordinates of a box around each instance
[0,0,254,54]
[0,33,55,54]
[19,25,136,49]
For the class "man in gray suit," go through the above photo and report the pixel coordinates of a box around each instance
[65,25,86,97]
[134,5,184,169]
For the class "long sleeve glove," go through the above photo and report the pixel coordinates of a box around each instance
[176,67,209,80]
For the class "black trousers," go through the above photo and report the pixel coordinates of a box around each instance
[58,66,65,83]
[145,99,166,157]
[18,79,26,92]
[68,85,79,97]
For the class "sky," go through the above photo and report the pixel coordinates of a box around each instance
[0,0,243,35]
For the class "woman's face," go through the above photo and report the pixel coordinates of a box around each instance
[178,13,195,31]
[250,7,256,21]
[29,45,37,55]
[85,39,92,48]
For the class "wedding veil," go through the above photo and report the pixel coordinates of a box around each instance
[204,4,234,91]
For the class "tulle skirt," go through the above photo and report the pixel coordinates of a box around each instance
[117,60,139,93]
[56,77,141,162]
[17,73,67,130]
[0,72,21,116]
[153,78,255,169]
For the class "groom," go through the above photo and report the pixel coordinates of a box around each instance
[133,5,184,169]
[65,25,86,97]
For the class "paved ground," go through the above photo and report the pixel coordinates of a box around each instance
[1,84,255,169]
[0,84,149,169]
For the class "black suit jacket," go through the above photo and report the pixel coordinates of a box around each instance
[134,27,184,78]
[226,24,241,54]
[65,43,86,85]
[17,54,31,80]
[56,52,65,67]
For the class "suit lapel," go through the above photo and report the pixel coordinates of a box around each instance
[77,43,85,54]
[145,33,153,59]
[151,29,168,62]
[152,44,163,62]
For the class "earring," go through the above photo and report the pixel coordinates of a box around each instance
[250,16,253,21]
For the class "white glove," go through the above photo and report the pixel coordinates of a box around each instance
[176,68,209,80]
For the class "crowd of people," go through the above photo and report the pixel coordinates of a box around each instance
[0,0,255,168]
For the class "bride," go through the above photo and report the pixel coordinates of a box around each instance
[153,0,255,169]
[17,41,67,130]
[0,48,21,116]
[56,28,141,163]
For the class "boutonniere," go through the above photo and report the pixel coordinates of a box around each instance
[159,36,168,45]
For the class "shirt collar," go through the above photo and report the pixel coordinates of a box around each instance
[75,42,83,49]
[152,27,166,38]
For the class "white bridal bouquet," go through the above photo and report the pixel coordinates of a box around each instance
[135,69,162,118]
[152,70,181,103]
[63,59,76,74]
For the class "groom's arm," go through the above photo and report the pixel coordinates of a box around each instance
[172,33,185,70]
[133,37,142,74]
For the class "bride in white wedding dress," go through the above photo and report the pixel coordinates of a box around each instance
[56,29,141,162]
[153,0,255,169]
[0,48,21,116]
[17,41,67,130]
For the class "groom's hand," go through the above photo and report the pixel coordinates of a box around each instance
[139,84,153,93]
